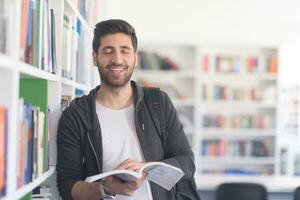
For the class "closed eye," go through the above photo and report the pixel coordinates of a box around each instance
[102,48,113,54]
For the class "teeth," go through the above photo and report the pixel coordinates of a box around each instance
[110,68,123,71]
[109,67,125,71]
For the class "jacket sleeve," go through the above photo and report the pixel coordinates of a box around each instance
[56,108,85,200]
[160,91,196,180]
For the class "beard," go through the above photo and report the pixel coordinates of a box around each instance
[97,62,135,88]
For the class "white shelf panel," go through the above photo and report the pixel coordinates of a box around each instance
[196,174,300,192]
[65,0,93,36]
[200,73,277,82]
[201,101,277,109]
[3,167,55,200]
[0,54,15,70]
[199,156,275,165]
[18,64,59,82]
[134,69,197,79]
[61,77,91,92]
[0,54,60,81]
[201,128,276,138]
[173,98,195,107]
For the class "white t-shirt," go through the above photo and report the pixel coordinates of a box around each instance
[96,102,153,200]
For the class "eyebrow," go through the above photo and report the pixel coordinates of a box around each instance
[101,45,132,51]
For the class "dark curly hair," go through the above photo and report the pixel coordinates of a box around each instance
[92,19,138,53]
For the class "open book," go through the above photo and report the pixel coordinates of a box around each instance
[85,162,184,191]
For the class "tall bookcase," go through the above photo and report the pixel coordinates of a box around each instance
[133,43,198,144]
[132,43,279,185]
[0,0,101,199]
[197,46,277,176]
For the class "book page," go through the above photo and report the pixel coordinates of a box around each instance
[142,162,184,190]
[85,169,140,183]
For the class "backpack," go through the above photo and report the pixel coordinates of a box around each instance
[143,87,201,200]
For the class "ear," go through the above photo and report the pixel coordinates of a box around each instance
[134,52,138,67]
[92,52,97,66]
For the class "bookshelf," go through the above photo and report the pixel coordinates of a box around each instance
[276,22,300,177]
[132,43,198,144]
[0,0,101,199]
[132,43,280,184]
[197,46,278,176]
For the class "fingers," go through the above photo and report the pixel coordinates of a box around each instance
[115,159,143,172]
[104,176,145,196]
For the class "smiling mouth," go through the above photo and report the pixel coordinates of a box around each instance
[109,67,126,72]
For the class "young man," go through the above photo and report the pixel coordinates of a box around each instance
[57,19,199,200]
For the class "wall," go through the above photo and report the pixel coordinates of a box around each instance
[104,0,281,46]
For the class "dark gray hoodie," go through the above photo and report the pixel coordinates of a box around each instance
[56,81,197,200]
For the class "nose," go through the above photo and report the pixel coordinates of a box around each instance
[111,51,123,64]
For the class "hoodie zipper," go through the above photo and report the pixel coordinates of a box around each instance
[87,131,101,173]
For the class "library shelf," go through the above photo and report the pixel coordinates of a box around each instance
[61,77,92,92]
[65,0,93,36]
[201,128,276,138]
[3,167,55,200]
[199,156,275,165]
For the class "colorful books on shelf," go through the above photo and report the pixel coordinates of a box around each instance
[202,113,274,129]
[137,51,180,71]
[0,106,7,197]
[62,11,76,79]
[19,0,57,74]
[201,53,277,74]
[201,139,271,157]
[202,83,276,104]
[17,98,50,188]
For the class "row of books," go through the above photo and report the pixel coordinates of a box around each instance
[202,54,277,74]
[61,11,76,80]
[138,79,187,99]
[201,139,272,157]
[71,0,98,25]
[0,106,7,197]
[137,51,180,71]
[201,168,269,175]
[202,113,275,129]
[278,86,299,136]
[18,99,50,188]
[20,0,57,74]
[62,12,90,84]
[202,84,276,103]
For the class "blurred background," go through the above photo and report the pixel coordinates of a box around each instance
[1,0,300,199]
[102,0,300,199]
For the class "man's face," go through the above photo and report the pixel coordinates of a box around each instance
[93,33,137,88]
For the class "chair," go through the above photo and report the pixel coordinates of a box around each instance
[295,186,300,200]
[216,182,267,200]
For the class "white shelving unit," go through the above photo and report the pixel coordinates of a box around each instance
[0,0,101,199]
[132,43,198,146]
[3,167,55,200]
[133,43,281,188]
[197,46,278,176]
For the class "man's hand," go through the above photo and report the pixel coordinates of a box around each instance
[103,173,147,196]
[104,159,148,196]
[115,158,146,172]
